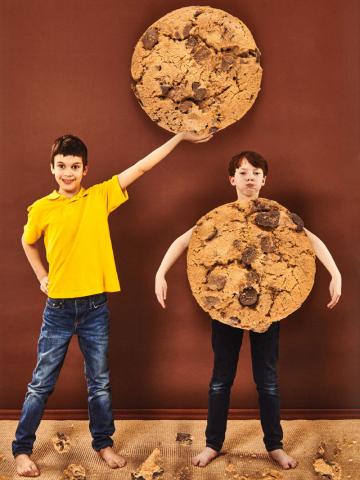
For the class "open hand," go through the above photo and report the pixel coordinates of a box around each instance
[327,275,341,309]
[180,131,214,143]
[155,274,167,308]
[40,275,49,295]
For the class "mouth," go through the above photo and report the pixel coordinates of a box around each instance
[62,179,75,185]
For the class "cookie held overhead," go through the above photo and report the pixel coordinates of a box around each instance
[187,198,316,332]
[131,6,262,134]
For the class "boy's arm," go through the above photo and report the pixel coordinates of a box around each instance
[21,234,49,295]
[117,132,212,190]
[155,227,194,308]
[304,228,342,309]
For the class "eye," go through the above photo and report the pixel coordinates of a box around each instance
[72,165,80,170]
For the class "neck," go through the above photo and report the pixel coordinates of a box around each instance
[58,186,81,198]
[236,189,259,202]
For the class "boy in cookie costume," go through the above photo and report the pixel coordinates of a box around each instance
[13,132,212,477]
[155,152,342,469]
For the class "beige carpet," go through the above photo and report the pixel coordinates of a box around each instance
[0,419,359,479]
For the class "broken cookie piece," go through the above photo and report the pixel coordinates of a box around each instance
[176,432,193,446]
[61,464,86,480]
[313,458,342,480]
[52,432,71,453]
[132,448,164,480]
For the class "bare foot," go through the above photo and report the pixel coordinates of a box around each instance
[269,449,297,469]
[15,454,40,477]
[98,446,126,469]
[192,447,219,467]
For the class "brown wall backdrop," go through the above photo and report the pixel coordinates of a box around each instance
[0,0,359,414]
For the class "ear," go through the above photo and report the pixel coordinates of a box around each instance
[262,176,266,186]
[83,166,88,176]
[50,163,55,174]
[229,176,236,186]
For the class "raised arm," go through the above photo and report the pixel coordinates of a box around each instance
[117,132,212,190]
[304,228,342,308]
[155,227,194,308]
[21,234,49,295]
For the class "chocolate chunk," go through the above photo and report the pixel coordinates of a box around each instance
[193,46,210,63]
[239,50,250,58]
[233,239,241,248]
[290,212,304,232]
[255,48,261,63]
[248,49,257,57]
[207,274,226,291]
[194,9,203,17]
[260,235,276,253]
[179,100,193,113]
[192,82,200,91]
[255,210,280,230]
[176,432,193,445]
[246,270,260,283]
[239,287,259,306]
[193,87,207,101]
[209,127,219,134]
[160,84,171,96]
[174,30,181,40]
[183,22,193,39]
[142,28,159,50]
[241,246,257,266]
[230,316,240,325]
[251,199,272,212]
[186,36,198,48]
[221,53,236,71]
[204,296,219,307]
[205,227,218,241]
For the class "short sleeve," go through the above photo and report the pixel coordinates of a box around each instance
[23,203,44,244]
[97,175,129,214]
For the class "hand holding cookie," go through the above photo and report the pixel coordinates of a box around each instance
[180,131,213,143]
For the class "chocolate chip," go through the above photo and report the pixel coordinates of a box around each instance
[290,212,304,232]
[251,199,272,212]
[160,84,171,96]
[209,127,219,134]
[241,246,257,266]
[176,432,193,445]
[204,296,219,307]
[230,316,240,325]
[194,9,203,17]
[239,287,259,306]
[207,274,226,291]
[255,210,280,230]
[221,53,236,71]
[183,22,193,39]
[192,81,200,91]
[142,28,159,50]
[255,48,261,63]
[193,46,210,63]
[260,235,276,253]
[205,227,218,241]
[233,239,241,248]
[239,50,250,58]
[193,87,207,101]
[179,100,193,113]
[174,30,181,40]
[246,270,260,283]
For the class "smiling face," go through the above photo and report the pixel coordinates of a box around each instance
[51,154,88,197]
[229,157,266,200]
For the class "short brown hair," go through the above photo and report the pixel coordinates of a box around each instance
[228,151,268,177]
[51,134,88,167]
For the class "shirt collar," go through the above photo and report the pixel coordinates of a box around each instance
[47,187,88,201]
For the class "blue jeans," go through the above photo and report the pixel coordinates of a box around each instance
[206,320,283,452]
[12,293,115,457]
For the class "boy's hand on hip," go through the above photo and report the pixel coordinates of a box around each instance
[39,275,49,295]
[179,131,214,143]
[327,275,341,309]
[155,274,167,309]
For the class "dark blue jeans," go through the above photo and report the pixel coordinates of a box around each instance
[12,293,115,457]
[206,320,283,452]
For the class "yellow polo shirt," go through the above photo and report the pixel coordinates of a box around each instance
[23,175,128,298]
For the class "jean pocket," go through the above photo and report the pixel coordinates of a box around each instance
[46,298,64,310]
[91,295,107,310]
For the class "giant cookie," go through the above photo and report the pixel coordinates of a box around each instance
[131,6,262,134]
[187,199,316,332]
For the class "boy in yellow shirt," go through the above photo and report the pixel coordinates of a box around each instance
[13,132,212,477]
